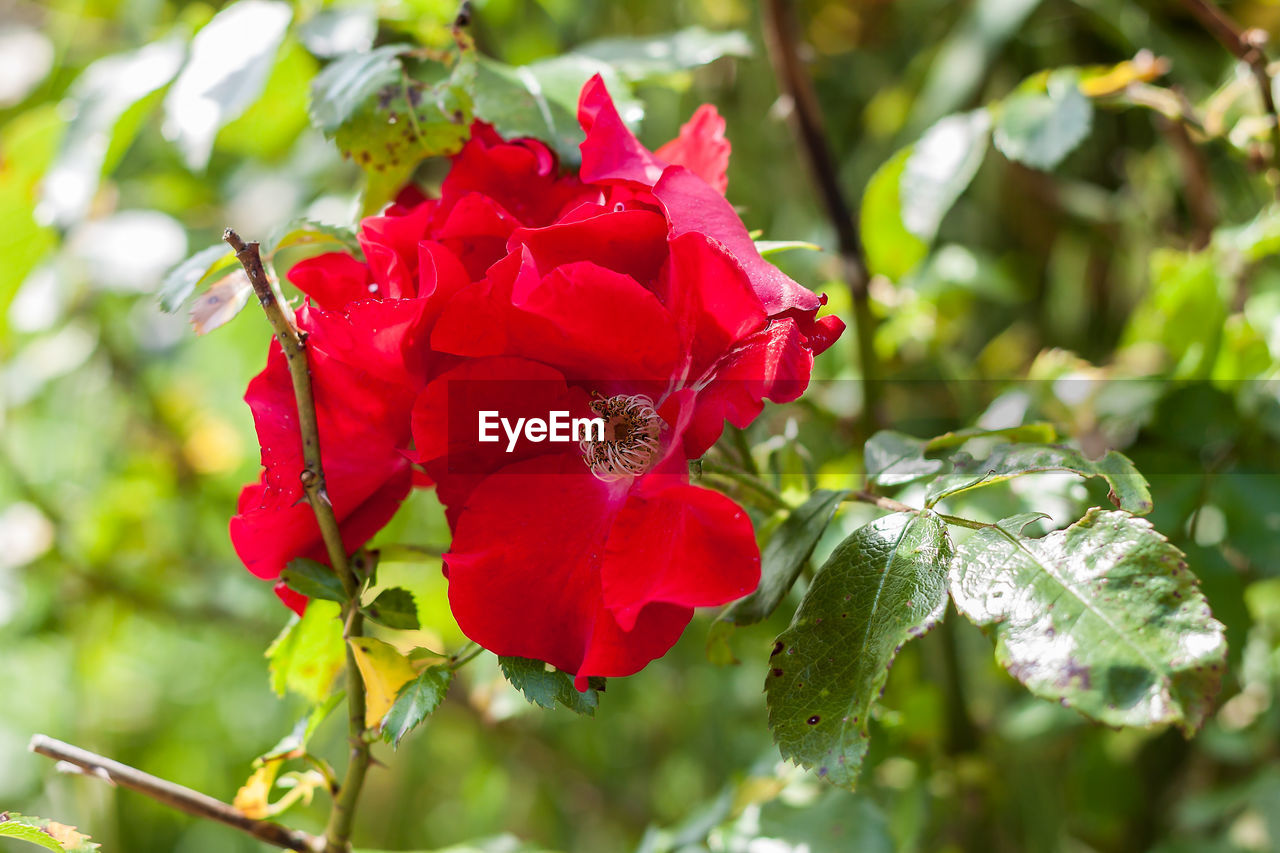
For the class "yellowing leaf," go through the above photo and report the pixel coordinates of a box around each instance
[349,636,418,728]
[234,759,282,819]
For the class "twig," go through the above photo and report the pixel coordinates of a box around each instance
[224,230,371,853]
[760,0,884,432]
[28,735,322,852]
[1156,115,1218,248]
[843,490,993,529]
[1181,0,1280,190]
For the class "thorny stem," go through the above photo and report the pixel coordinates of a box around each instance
[1181,0,1280,192]
[223,229,370,853]
[842,490,993,530]
[28,735,323,852]
[760,0,884,433]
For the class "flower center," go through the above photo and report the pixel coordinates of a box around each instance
[580,394,664,482]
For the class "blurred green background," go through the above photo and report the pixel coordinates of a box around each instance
[2,0,1280,851]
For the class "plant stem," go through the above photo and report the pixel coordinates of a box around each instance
[1181,0,1280,191]
[225,230,371,853]
[760,0,884,433]
[699,459,791,511]
[28,735,323,852]
[843,490,994,530]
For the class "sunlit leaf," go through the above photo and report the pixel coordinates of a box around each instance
[723,489,847,626]
[0,814,98,852]
[189,271,251,335]
[364,587,420,630]
[382,665,452,747]
[951,509,1227,733]
[860,147,927,281]
[309,44,412,134]
[766,512,951,788]
[864,430,945,488]
[350,636,419,728]
[299,7,378,58]
[268,219,362,257]
[498,657,603,716]
[573,27,751,81]
[472,56,641,164]
[924,423,1058,451]
[163,0,293,170]
[993,70,1093,171]
[258,691,345,763]
[266,600,345,704]
[158,244,236,313]
[40,38,185,225]
[0,822,65,852]
[924,443,1153,514]
[281,557,346,603]
[901,109,990,243]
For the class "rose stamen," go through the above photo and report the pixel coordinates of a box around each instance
[580,394,664,482]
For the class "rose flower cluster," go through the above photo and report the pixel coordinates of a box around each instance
[231,77,843,688]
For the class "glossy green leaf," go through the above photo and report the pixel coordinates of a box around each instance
[157,244,236,313]
[951,509,1227,733]
[266,600,345,704]
[924,422,1058,451]
[472,56,641,164]
[281,558,346,603]
[860,147,927,281]
[364,587,420,630]
[864,431,945,488]
[573,27,751,81]
[382,665,453,747]
[993,69,1093,170]
[723,489,847,626]
[900,109,990,243]
[924,443,1153,513]
[309,44,412,134]
[766,512,951,787]
[163,0,293,169]
[499,657,604,715]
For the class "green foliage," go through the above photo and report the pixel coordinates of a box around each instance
[281,558,346,603]
[0,814,98,852]
[364,587,421,630]
[573,27,752,81]
[498,657,604,715]
[993,70,1094,170]
[766,512,951,788]
[951,509,1227,733]
[382,665,453,747]
[267,601,345,704]
[722,489,847,626]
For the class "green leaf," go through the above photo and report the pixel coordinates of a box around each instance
[163,0,293,169]
[864,431,945,488]
[950,509,1227,733]
[281,558,346,603]
[332,52,473,215]
[382,665,453,747]
[900,109,990,243]
[860,147,927,281]
[993,69,1093,171]
[723,489,847,626]
[765,512,951,788]
[309,44,412,134]
[472,56,641,165]
[266,600,345,704]
[364,587,421,630]
[40,38,184,225]
[923,422,1058,451]
[924,443,1153,514]
[157,244,236,313]
[268,219,362,257]
[0,813,99,852]
[754,240,822,257]
[573,27,752,81]
[498,656,604,715]
[0,822,64,852]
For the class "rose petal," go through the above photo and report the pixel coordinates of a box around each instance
[655,104,731,195]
